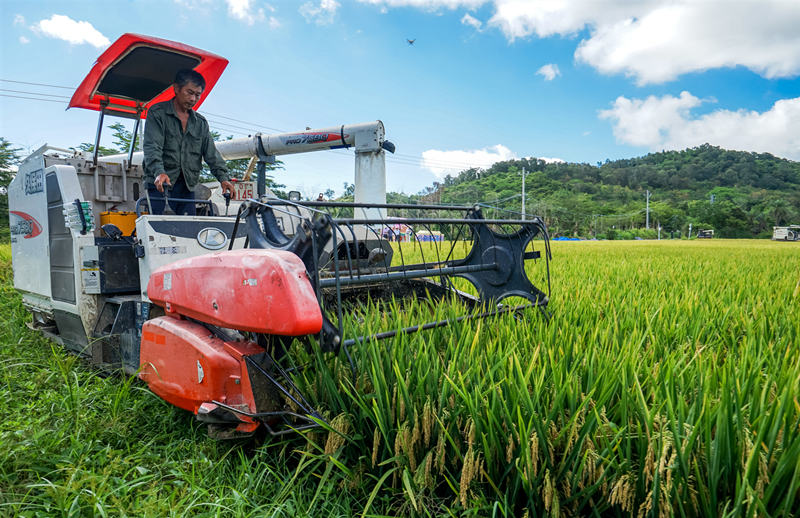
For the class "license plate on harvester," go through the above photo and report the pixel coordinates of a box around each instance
[232,182,255,200]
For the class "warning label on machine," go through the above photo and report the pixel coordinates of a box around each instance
[81,268,100,292]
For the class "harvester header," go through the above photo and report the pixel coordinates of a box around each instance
[9,33,552,437]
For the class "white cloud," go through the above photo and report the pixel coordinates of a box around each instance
[422,144,516,178]
[173,0,277,26]
[488,0,645,40]
[536,63,560,81]
[599,92,800,160]
[14,14,25,26]
[33,15,110,48]
[600,91,702,147]
[487,0,800,84]
[361,1,800,84]
[576,3,800,85]
[299,0,340,25]
[19,36,30,44]
[539,156,565,164]
[460,13,483,30]
[226,0,266,25]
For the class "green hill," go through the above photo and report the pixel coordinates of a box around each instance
[408,144,800,238]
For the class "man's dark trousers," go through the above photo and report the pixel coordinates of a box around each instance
[146,173,196,215]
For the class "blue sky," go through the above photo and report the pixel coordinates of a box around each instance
[1,0,799,197]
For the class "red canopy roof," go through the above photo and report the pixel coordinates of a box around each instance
[68,33,228,119]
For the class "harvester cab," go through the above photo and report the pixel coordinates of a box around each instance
[9,34,552,438]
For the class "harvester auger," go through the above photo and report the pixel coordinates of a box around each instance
[8,33,551,438]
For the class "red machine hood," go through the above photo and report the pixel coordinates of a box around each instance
[68,33,228,119]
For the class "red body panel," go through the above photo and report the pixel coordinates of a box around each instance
[147,249,323,336]
[69,33,228,118]
[139,317,262,432]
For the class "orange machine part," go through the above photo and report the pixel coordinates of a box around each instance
[147,249,323,336]
[139,316,263,432]
[100,211,137,236]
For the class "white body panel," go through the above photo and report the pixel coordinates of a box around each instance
[9,159,101,335]
[44,165,99,336]
[9,155,51,307]
[135,214,249,301]
[354,150,387,223]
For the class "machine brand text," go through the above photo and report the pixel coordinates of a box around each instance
[9,211,43,239]
[284,133,335,146]
[24,170,44,195]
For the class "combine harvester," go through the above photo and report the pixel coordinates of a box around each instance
[9,34,551,437]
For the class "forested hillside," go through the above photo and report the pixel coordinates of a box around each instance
[411,144,800,238]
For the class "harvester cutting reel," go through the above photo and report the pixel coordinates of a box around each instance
[140,200,551,437]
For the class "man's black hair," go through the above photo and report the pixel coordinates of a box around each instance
[174,69,206,90]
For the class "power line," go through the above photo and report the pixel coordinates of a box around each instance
[0,77,527,175]
[0,93,66,104]
[0,78,75,90]
[205,118,258,135]
[0,93,560,185]
[0,88,70,99]
[0,88,670,215]
[199,110,284,133]
[0,79,490,171]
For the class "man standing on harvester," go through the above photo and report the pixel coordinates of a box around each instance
[143,69,233,215]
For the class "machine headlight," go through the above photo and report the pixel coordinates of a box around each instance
[197,227,228,250]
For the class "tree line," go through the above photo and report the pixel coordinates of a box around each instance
[410,144,800,238]
[3,135,798,239]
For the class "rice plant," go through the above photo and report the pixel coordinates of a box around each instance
[1,240,798,516]
[298,239,800,516]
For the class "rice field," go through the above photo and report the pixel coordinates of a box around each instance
[1,239,798,516]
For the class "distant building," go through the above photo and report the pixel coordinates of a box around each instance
[416,230,444,242]
[772,225,800,241]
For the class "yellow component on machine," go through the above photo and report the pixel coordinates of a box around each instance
[100,211,137,236]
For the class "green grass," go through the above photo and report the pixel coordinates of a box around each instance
[1,240,799,516]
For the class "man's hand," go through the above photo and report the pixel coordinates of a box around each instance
[220,180,234,196]
[154,173,172,193]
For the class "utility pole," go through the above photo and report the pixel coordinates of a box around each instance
[646,190,651,229]
[521,167,526,220]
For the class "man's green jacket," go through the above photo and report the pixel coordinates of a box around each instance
[142,100,229,189]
